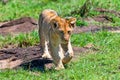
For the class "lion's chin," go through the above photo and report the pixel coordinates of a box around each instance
[61,40,69,44]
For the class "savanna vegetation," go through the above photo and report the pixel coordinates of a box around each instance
[0,0,120,80]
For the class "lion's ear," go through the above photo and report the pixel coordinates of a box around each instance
[67,17,76,28]
[50,19,58,29]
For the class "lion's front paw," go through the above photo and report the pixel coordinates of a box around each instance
[55,64,65,70]
[42,53,51,59]
[55,66,65,70]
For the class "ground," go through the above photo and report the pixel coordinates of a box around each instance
[0,17,37,36]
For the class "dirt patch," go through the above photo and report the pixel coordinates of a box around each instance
[93,15,114,23]
[0,45,92,70]
[0,46,42,69]
[73,25,101,34]
[73,25,120,34]
[95,8,120,18]
[0,17,37,36]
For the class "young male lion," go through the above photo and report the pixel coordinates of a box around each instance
[38,9,76,70]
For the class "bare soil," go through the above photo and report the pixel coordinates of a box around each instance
[74,25,120,34]
[95,8,120,18]
[0,45,91,71]
[0,17,37,36]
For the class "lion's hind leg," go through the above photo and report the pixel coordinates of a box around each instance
[42,40,51,58]
[40,31,51,58]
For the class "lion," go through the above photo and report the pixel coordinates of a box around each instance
[38,9,76,70]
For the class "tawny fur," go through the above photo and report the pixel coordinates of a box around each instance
[38,9,76,70]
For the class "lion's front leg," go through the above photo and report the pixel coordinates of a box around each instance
[62,41,74,64]
[50,45,65,70]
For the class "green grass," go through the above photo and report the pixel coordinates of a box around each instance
[0,0,120,80]
[0,31,120,80]
[0,0,86,21]
[0,30,39,48]
[0,0,120,26]
[1,0,120,20]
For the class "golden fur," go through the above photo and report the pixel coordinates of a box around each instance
[38,9,76,70]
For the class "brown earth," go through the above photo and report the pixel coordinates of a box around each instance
[95,8,120,18]
[0,17,37,36]
[0,45,92,71]
[74,25,120,34]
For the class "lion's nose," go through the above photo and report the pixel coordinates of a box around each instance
[64,36,69,41]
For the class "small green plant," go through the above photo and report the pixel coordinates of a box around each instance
[76,20,88,26]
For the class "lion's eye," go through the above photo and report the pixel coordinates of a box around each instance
[68,31,71,34]
[53,23,57,28]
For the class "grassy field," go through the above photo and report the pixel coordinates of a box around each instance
[1,31,120,80]
[0,0,120,80]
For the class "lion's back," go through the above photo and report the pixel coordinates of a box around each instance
[40,9,58,23]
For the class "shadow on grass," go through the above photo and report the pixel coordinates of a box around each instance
[20,58,53,72]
